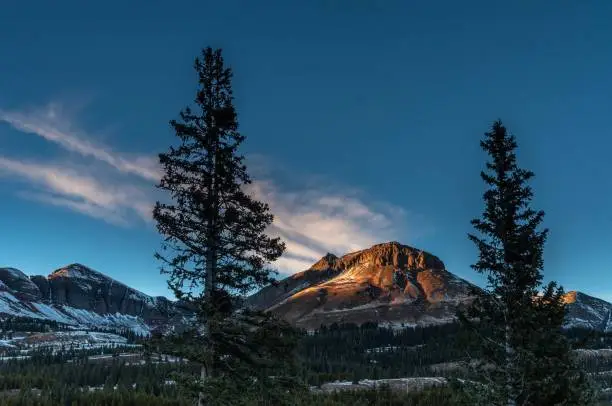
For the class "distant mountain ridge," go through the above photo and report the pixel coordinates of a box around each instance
[3,246,611,336]
[0,264,193,335]
[249,241,612,332]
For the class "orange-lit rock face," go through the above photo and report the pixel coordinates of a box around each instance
[562,291,578,304]
[249,242,474,329]
[417,270,449,303]
[47,269,69,279]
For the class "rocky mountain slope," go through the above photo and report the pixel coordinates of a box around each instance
[562,290,612,332]
[250,242,475,330]
[0,264,193,335]
[249,241,612,332]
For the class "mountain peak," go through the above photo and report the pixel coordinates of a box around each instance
[55,263,93,271]
[0,267,29,279]
[250,242,459,329]
[310,253,340,271]
[341,241,445,271]
[372,241,404,248]
[49,263,106,281]
[0,267,41,301]
[306,242,445,273]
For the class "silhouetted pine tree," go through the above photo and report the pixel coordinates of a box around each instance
[460,120,594,405]
[153,47,290,406]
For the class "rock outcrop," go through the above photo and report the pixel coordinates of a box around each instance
[0,268,43,301]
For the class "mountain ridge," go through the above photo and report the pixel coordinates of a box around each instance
[250,241,612,332]
[3,242,612,335]
[0,264,192,336]
[250,242,474,329]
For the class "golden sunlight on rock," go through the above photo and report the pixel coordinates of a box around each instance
[248,242,474,329]
[562,291,578,304]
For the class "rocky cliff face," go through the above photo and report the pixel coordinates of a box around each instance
[0,268,42,301]
[41,264,171,322]
[0,264,193,335]
[249,242,475,329]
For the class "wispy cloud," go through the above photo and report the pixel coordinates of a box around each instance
[1,102,419,275]
[0,157,153,226]
[18,191,130,226]
[247,180,410,274]
[0,105,161,182]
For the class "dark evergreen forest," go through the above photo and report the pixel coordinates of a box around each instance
[1,323,612,405]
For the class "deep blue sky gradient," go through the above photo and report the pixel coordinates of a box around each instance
[1,1,612,299]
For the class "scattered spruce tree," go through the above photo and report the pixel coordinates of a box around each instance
[153,47,295,405]
[459,120,594,405]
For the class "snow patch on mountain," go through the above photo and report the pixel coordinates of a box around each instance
[0,292,41,319]
[0,293,151,336]
[59,306,151,337]
[128,291,160,309]
[30,303,78,325]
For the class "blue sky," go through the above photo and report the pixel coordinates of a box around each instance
[1,1,612,300]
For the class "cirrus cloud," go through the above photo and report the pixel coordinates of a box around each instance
[0,105,161,182]
[0,157,153,226]
[247,179,411,274]
[0,101,422,275]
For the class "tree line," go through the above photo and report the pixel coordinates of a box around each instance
[0,316,145,344]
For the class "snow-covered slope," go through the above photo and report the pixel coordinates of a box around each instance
[0,283,151,336]
[0,265,193,336]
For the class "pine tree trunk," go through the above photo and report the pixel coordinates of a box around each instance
[199,133,219,406]
[198,244,216,406]
[505,324,516,406]
[199,364,208,406]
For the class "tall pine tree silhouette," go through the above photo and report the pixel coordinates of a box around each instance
[153,47,287,406]
[461,120,593,405]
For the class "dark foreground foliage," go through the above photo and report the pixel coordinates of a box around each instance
[301,385,473,406]
[0,385,473,406]
[2,323,612,405]
[152,46,289,406]
[0,390,188,406]
[460,120,594,405]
